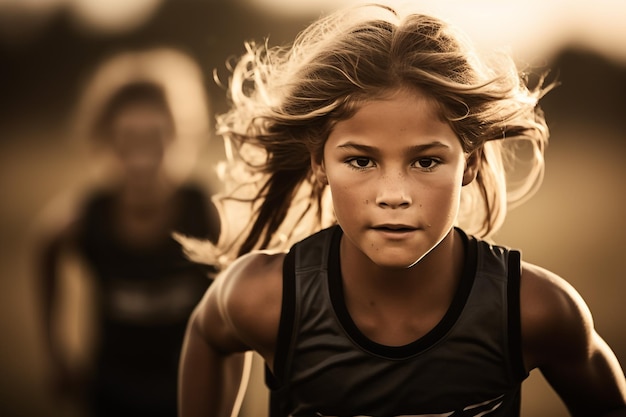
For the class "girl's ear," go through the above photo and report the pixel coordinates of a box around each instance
[311,155,328,185]
[462,148,482,186]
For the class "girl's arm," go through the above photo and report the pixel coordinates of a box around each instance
[521,262,626,417]
[178,251,284,417]
[178,307,249,417]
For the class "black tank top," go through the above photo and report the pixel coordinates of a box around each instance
[267,225,527,417]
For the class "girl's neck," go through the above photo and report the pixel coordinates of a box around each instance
[340,229,464,293]
[339,228,465,346]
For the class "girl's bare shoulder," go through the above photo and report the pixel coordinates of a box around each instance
[519,261,593,369]
[222,250,286,317]
[202,250,286,356]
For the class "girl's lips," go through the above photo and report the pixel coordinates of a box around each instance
[371,225,419,238]
[372,224,417,232]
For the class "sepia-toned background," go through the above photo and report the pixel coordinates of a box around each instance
[1,1,624,416]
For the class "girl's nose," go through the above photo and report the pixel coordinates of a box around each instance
[375,174,412,209]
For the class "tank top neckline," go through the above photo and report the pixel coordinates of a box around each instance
[327,226,478,359]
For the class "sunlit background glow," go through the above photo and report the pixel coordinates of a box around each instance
[1,0,625,63]
[240,0,626,63]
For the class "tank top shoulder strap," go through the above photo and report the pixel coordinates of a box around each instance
[505,248,526,381]
[265,226,338,416]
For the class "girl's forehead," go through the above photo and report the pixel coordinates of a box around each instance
[345,88,443,123]
[327,88,460,150]
[348,86,444,116]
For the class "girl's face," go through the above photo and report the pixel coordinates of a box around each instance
[313,88,478,269]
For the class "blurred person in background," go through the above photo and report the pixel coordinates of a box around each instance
[36,50,237,417]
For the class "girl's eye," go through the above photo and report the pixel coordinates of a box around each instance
[415,158,439,170]
[347,157,374,169]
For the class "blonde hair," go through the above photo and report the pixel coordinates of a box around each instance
[216,3,551,257]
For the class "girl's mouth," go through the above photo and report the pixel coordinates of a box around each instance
[372,224,417,233]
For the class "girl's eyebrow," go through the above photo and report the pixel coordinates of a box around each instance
[336,141,451,153]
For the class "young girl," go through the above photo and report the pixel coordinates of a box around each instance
[179,4,626,416]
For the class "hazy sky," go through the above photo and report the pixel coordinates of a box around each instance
[1,0,625,65]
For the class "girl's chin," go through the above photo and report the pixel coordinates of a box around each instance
[365,251,427,270]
